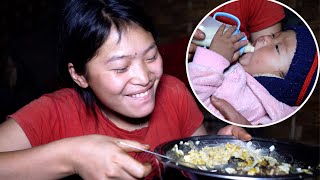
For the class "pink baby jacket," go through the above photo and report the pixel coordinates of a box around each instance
[188,47,297,125]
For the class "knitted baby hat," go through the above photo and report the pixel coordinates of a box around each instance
[255,25,318,106]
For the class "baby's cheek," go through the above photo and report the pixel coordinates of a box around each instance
[246,55,264,74]
[252,53,267,66]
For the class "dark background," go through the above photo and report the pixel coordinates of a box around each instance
[0,0,319,146]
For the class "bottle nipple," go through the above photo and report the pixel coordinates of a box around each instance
[243,43,255,53]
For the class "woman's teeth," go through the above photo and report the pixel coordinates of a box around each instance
[131,90,149,98]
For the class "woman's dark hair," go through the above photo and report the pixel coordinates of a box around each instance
[59,0,158,115]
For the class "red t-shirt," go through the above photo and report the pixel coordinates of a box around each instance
[212,0,285,40]
[10,74,203,179]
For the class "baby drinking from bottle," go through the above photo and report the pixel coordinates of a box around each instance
[188,20,318,126]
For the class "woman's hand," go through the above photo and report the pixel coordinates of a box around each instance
[211,96,252,126]
[217,125,252,141]
[188,29,205,60]
[209,24,247,63]
[210,96,252,141]
[68,135,152,180]
[211,96,252,141]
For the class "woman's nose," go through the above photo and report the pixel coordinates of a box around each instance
[131,63,151,86]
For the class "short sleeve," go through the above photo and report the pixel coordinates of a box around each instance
[8,89,84,147]
[9,95,60,146]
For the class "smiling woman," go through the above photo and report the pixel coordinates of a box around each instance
[0,0,251,179]
[69,25,163,120]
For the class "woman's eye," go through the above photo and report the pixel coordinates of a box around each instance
[114,67,128,73]
[272,33,275,38]
[147,52,158,61]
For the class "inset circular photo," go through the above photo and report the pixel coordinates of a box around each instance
[186,0,319,127]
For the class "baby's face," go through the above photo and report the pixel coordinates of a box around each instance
[239,30,296,78]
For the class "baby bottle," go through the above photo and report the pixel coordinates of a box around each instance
[192,12,254,55]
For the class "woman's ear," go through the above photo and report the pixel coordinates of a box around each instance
[68,63,89,88]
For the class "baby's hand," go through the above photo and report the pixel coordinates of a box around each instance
[209,24,247,63]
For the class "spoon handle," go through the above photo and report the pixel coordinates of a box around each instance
[119,141,173,160]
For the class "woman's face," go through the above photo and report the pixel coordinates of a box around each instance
[85,25,163,118]
[239,30,296,78]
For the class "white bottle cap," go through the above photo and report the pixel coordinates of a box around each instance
[243,43,255,53]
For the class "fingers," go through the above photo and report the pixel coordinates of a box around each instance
[216,25,245,43]
[218,125,252,141]
[110,168,137,180]
[113,140,152,179]
[232,39,248,62]
[210,96,238,120]
[224,25,237,37]
[188,43,197,60]
[189,29,205,60]
[117,139,150,153]
[216,24,226,36]
[117,155,152,179]
[194,29,205,40]
[231,32,246,43]
[210,96,252,125]
[106,155,151,179]
[211,96,252,141]
[233,39,248,51]
[230,125,252,141]
[142,162,153,177]
[232,51,241,62]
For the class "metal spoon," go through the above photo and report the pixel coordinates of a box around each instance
[119,141,215,170]
[119,141,173,160]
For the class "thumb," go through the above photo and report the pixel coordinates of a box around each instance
[142,162,153,177]
[210,96,233,119]
[232,51,240,63]
[194,29,206,40]
[117,140,150,153]
[211,96,252,125]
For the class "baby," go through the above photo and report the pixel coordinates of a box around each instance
[188,24,318,125]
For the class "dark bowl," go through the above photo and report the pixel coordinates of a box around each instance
[154,135,320,180]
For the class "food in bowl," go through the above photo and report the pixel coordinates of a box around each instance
[166,140,314,176]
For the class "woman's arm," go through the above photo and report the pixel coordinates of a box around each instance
[191,123,207,136]
[0,119,74,179]
[0,119,151,180]
[0,119,32,151]
[0,137,74,180]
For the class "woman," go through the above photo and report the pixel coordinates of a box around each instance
[0,0,251,179]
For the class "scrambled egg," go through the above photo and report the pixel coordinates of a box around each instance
[169,141,294,176]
